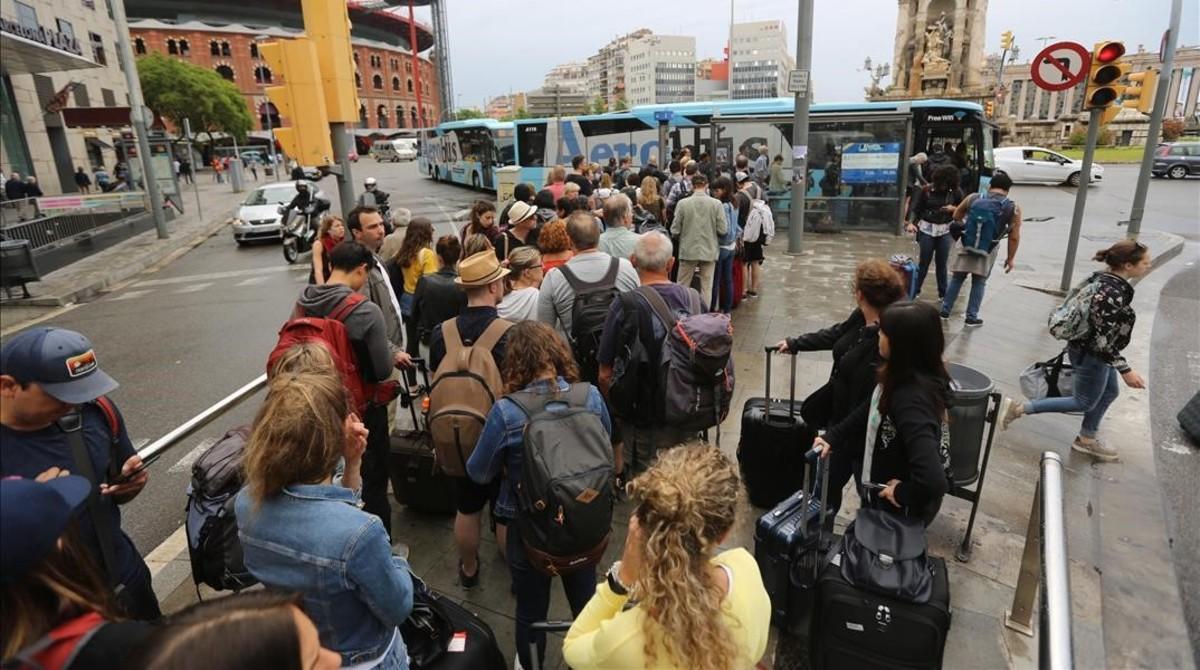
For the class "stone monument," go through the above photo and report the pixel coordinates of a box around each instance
[875,0,990,101]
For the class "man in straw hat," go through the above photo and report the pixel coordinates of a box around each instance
[427,250,513,589]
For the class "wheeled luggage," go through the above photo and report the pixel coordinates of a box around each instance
[754,447,829,630]
[737,347,816,508]
[731,257,745,309]
[389,360,456,515]
[889,253,919,300]
[402,578,506,670]
[812,554,952,670]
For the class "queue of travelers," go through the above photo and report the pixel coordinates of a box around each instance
[0,153,1153,670]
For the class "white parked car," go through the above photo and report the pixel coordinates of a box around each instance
[994,146,1103,187]
[372,138,418,162]
[232,180,325,244]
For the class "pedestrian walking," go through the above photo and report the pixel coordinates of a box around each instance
[466,320,612,670]
[94,166,112,191]
[235,371,414,669]
[4,172,23,200]
[74,166,92,194]
[816,300,951,526]
[249,158,259,181]
[178,159,192,185]
[775,260,906,522]
[563,443,771,670]
[1000,241,1151,461]
[906,164,964,300]
[0,328,160,620]
[498,246,544,322]
[23,177,42,198]
[412,235,467,353]
[671,174,727,306]
[939,171,1021,327]
[212,157,224,184]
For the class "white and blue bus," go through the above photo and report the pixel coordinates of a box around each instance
[508,98,997,231]
[417,119,515,190]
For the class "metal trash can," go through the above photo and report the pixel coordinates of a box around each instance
[947,362,994,487]
[0,239,40,299]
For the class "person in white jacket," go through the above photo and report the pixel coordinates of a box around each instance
[736,174,774,297]
[498,247,544,322]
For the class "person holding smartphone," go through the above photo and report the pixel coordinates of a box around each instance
[0,327,159,620]
[905,164,964,300]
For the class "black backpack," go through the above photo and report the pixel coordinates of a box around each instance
[558,258,622,385]
[186,426,257,592]
[632,205,662,234]
[511,384,614,575]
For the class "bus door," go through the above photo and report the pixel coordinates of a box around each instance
[915,122,984,193]
[481,132,495,188]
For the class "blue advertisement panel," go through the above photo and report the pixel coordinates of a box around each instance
[840,142,901,184]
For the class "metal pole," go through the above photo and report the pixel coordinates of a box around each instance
[1060,107,1100,292]
[264,98,280,183]
[183,118,202,219]
[330,122,356,216]
[109,0,167,238]
[728,0,736,100]
[138,374,267,465]
[555,86,564,166]
[1126,0,1182,238]
[1039,451,1074,670]
[1005,479,1040,636]
[658,120,668,168]
[787,0,813,254]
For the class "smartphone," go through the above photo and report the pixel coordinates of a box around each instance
[109,462,149,486]
[862,482,887,492]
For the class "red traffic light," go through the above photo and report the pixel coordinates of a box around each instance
[1096,42,1125,63]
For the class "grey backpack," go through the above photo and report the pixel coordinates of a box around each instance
[186,426,257,592]
[1048,272,1102,341]
[638,286,736,437]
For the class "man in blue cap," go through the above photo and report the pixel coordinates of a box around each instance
[0,327,160,620]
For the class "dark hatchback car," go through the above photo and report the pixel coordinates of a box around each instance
[1152,142,1200,179]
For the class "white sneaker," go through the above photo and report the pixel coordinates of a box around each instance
[1072,437,1119,462]
[514,653,526,670]
[999,396,1024,430]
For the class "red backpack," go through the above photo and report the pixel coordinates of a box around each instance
[267,293,396,414]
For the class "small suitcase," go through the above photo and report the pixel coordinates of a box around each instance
[754,447,829,629]
[889,254,919,300]
[731,257,745,309]
[403,580,507,670]
[812,553,952,670]
[737,348,816,509]
[388,361,456,515]
[1179,390,1200,445]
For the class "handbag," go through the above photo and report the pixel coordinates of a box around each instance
[1019,349,1075,401]
[400,574,451,669]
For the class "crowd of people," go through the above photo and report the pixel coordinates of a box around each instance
[0,143,1153,668]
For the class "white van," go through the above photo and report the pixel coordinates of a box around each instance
[372,139,418,162]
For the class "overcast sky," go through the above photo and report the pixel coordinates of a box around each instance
[410,0,1199,110]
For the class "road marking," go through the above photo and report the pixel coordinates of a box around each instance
[145,525,189,578]
[174,282,213,294]
[236,276,273,286]
[1160,436,1193,456]
[111,289,153,301]
[167,437,218,474]
[134,265,298,288]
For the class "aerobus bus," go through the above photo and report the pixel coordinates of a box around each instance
[417,119,516,190]
[508,98,997,231]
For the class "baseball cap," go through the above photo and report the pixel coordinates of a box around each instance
[0,327,118,403]
[735,171,751,184]
[0,475,92,582]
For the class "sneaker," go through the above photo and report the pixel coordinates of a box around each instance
[514,653,526,670]
[746,290,759,297]
[964,317,984,328]
[998,396,1024,430]
[939,311,950,321]
[458,557,480,589]
[1072,437,1120,462]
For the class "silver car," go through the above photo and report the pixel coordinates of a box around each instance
[232,180,324,244]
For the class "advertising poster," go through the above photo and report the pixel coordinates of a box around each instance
[840,142,901,184]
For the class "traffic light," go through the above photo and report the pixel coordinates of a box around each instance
[985,100,995,117]
[1122,69,1159,114]
[1000,31,1014,51]
[260,38,334,167]
[1084,41,1128,109]
[300,0,358,123]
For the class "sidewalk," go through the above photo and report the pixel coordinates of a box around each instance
[144,219,1190,668]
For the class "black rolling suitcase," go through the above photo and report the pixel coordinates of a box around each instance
[403,578,506,670]
[812,553,952,669]
[754,447,830,630]
[738,347,816,508]
[389,360,456,515]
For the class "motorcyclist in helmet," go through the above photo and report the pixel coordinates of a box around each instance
[358,177,391,209]
[280,180,330,231]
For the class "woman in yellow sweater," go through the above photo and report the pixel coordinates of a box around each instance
[563,443,771,670]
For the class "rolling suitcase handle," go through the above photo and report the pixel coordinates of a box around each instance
[529,620,574,670]
[397,358,432,431]
[761,346,798,416]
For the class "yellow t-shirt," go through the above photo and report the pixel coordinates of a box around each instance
[562,547,771,670]
[401,247,437,294]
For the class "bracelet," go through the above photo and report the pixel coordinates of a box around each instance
[606,561,629,596]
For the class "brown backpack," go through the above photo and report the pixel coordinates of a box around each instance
[428,317,512,477]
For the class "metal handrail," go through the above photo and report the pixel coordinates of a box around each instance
[1005,451,1074,670]
[137,374,267,466]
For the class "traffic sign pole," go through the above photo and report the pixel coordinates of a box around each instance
[1127,0,1182,238]
[1061,107,1101,293]
[787,1,813,256]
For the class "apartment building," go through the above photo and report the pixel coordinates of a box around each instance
[730,20,793,99]
[626,34,696,105]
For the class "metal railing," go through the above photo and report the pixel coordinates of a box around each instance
[1005,451,1074,670]
[138,374,267,467]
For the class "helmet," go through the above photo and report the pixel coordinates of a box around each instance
[364,177,377,189]
[295,181,308,192]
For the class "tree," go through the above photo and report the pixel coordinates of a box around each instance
[137,53,251,144]
[613,97,629,111]
[1161,118,1185,142]
[500,107,530,122]
[455,108,485,120]
[589,96,608,115]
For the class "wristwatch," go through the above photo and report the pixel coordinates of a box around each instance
[606,561,630,596]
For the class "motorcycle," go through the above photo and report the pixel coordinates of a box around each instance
[279,204,319,264]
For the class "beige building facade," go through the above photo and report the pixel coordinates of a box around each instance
[879,0,989,100]
[1,0,130,196]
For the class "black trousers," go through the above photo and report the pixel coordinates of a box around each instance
[116,559,162,621]
[362,403,392,538]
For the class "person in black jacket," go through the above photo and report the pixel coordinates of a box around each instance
[775,259,906,521]
[412,235,467,352]
[905,164,963,300]
[816,301,950,525]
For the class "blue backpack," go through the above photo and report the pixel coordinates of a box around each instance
[961,193,1012,257]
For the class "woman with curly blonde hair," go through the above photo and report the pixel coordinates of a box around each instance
[563,442,771,670]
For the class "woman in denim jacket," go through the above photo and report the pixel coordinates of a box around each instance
[467,321,612,670]
[236,371,413,669]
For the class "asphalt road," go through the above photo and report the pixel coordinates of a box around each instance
[16,160,479,556]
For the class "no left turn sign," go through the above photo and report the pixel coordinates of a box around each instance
[1031,41,1091,92]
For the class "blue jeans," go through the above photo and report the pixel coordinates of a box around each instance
[1024,347,1120,439]
[711,247,735,312]
[941,271,988,320]
[916,231,952,298]
[508,524,596,670]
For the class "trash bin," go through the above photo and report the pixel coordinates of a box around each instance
[947,362,994,488]
[0,239,40,299]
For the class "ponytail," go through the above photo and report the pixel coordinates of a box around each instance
[1092,240,1148,269]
